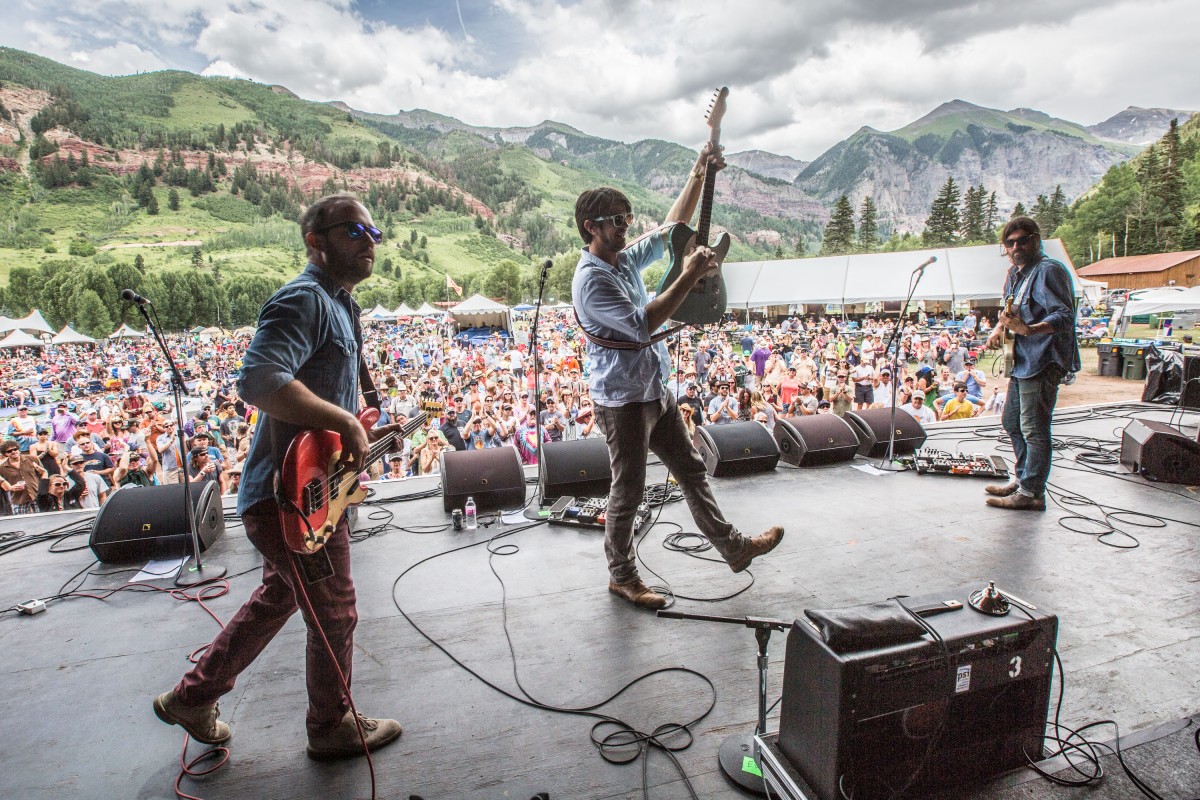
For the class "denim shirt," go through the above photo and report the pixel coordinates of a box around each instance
[236,264,361,514]
[1003,254,1080,380]
[572,234,669,406]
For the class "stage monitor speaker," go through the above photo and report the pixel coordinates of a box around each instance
[774,415,861,467]
[441,446,527,512]
[693,421,780,477]
[844,408,927,458]
[539,438,611,502]
[1119,418,1200,484]
[777,585,1057,800]
[89,482,225,564]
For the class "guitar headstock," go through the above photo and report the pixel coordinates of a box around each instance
[707,87,729,146]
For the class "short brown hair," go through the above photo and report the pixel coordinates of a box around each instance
[299,193,363,237]
[1001,216,1040,243]
[574,187,631,244]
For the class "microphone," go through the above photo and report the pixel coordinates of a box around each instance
[912,255,937,274]
[121,288,150,306]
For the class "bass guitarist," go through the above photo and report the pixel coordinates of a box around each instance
[153,193,407,760]
[571,144,783,610]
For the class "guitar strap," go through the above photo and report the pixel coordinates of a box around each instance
[573,308,687,350]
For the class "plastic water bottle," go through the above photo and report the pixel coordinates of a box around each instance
[464,496,477,530]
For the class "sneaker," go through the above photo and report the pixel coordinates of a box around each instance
[153,690,232,745]
[608,579,668,610]
[307,712,403,761]
[728,526,785,573]
[984,481,1020,497]
[985,493,1045,511]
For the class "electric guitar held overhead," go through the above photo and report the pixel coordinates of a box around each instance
[279,408,425,554]
[656,87,731,325]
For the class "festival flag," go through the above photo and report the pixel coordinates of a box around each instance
[446,274,463,297]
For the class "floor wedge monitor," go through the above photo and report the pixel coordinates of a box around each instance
[844,408,927,458]
[775,415,861,467]
[441,446,527,512]
[693,421,780,477]
[539,438,612,502]
[1120,418,1200,484]
[90,482,224,564]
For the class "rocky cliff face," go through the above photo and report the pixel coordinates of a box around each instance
[795,101,1145,233]
[725,149,809,182]
[1087,106,1195,146]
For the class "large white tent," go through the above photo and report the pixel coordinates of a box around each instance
[449,293,511,330]
[361,304,397,321]
[109,323,146,338]
[0,329,44,348]
[722,239,1081,308]
[51,325,97,345]
[1120,286,1200,316]
[415,302,448,317]
[0,309,55,334]
[392,302,417,317]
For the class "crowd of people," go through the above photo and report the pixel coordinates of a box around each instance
[0,304,1010,516]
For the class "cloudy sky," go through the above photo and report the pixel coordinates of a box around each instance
[3,0,1196,160]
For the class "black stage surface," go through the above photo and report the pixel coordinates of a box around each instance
[1,402,1197,800]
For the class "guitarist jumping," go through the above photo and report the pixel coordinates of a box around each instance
[571,96,783,611]
[152,193,406,761]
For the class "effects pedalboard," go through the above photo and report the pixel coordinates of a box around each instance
[546,495,652,532]
[911,449,1010,478]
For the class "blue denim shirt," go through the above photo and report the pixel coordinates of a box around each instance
[572,233,669,406]
[236,264,361,514]
[1004,254,1080,380]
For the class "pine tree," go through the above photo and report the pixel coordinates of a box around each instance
[820,195,856,256]
[168,188,180,211]
[1047,185,1068,234]
[961,185,986,242]
[1011,202,1027,219]
[923,177,961,246]
[192,247,204,269]
[794,238,807,258]
[984,192,999,241]
[1155,119,1187,249]
[146,192,159,215]
[774,244,784,259]
[857,196,879,252]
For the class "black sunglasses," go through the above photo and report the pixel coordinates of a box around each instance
[1004,233,1035,249]
[315,221,384,243]
[592,213,633,229]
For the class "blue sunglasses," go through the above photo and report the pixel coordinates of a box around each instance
[315,221,383,243]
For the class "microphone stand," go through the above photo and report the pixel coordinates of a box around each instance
[132,299,226,586]
[657,610,790,796]
[876,261,931,470]
[524,260,552,519]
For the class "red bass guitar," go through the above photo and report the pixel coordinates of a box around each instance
[279,408,425,554]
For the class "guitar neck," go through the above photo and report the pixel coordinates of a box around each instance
[340,413,425,479]
[695,165,718,247]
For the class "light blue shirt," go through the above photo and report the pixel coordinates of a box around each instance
[572,234,669,406]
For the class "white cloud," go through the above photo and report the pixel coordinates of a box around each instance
[0,0,1195,160]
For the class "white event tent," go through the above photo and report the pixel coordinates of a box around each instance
[52,325,97,345]
[415,302,448,317]
[392,302,417,317]
[109,323,146,338]
[0,309,55,334]
[1120,286,1200,317]
[721,240,1081,309]
[449,294,512,330]
[361,304,397,321]
[0,329,44,348]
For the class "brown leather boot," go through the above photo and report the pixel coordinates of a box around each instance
[728,526,785,573]
[153,690,232,745]
[985,493,1045,511]
[608,579,668,609]
[984,481,1020,497]
[307,712,403,761]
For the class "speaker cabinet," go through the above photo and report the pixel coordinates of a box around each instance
[1120,418,1200,484]
[775,415,861,467]
[539,438,611,502]
[693,421,780,477]
[778,585,1057,800]
[440,446,527,512]
[89,482,225,563]
[844,408,927,458]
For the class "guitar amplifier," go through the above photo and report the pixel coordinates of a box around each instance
[777,585,1056,800]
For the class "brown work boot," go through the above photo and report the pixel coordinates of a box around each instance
[985,481,1020,497]
[728,526,785,573]
[307,712,403,761]
[986,493,1046,511]
[608,578,668,610]
[153,690,232,745]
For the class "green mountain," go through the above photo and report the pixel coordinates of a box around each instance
[797,99,1142,233]
[0,47,813,336]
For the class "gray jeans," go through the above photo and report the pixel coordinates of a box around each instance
[595,392,744,584]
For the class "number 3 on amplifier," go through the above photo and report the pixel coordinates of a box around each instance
[1009,655,1022,678]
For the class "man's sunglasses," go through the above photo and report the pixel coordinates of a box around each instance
[1004,233,1036,249]
[315,221,384,243]
[592,213,633,229]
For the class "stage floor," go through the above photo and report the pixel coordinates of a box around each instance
[1,402,1197,800]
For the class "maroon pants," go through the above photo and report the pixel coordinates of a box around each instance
[174,500,357,737]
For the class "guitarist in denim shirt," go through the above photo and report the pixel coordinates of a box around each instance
[984,217,1080,511]
[153,194,407,760]
[572,144,783,610]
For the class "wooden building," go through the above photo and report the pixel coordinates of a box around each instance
[1077,250,1200,291]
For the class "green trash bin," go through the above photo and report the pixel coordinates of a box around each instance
[1120,344,1147,381]
[1097,343,1122,377]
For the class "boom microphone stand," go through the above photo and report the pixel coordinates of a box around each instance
[524,259,553,519]
[876,256,935,470]
[657,609,790,796]
[122,290,226,586]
